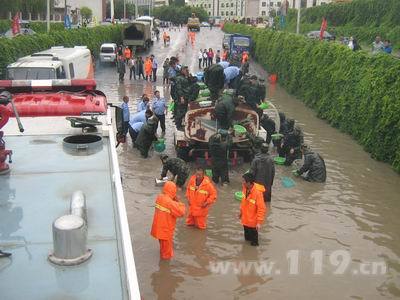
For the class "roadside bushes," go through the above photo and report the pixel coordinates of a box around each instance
[0,25,123,78]
[0,20,65,34]
[224,23,400,173]
[284,0,400,49]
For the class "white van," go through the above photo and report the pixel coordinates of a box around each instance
[99,43,117,64]
[7,46,94,80]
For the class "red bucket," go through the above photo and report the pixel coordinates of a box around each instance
[268,74,278,84]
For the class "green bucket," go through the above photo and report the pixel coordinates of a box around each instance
[233,124,247,135]
[234,191,244,202]
[271,133,284,141]
[167,102,175,112]
[198,82,207,90]
[154,142,166,153]
[274,156,286,165]
[205,169,213,177]
[158,138,165,144]
[200,89,211,97]
[259,102,269,110]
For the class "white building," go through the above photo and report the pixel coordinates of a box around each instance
[258,0,333,18]
[186,0,246,19]
[54,0,106,21]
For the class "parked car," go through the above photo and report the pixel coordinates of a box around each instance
[201,22,210,27]
[306,31,335,41]
[99,43,117,64]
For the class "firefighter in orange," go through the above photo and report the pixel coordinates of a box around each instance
[238,172,267,246]
[124,46,132,63]
[189,31,196,46]
[151,181,186,260]
[222,49,229,61]
[241,51,249,64]
[186,167,217,229]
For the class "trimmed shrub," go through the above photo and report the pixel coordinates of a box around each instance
[224,23,400,173]
[284,0,400,49]
[0,25,123,78]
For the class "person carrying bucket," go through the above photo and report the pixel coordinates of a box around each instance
[151,181,186,260]
[238,172,267,246]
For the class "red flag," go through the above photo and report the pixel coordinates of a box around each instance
[319,18,327,40]
[12,12,20,36]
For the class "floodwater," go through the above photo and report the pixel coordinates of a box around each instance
[95,28,400,299]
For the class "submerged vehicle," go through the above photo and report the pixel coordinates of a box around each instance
[187,13,200,31]
[174,96,279,164]
[123,21,153,50]
[0,79,141,299]
[229,33,252,62]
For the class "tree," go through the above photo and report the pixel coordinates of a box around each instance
[153,5,208,24]
[106,0,136,19]
[171,0,185,7]
[80,6,92,21]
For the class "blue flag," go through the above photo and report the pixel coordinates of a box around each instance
[64,15,71,29]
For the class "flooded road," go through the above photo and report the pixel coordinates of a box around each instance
[95,28,400,299]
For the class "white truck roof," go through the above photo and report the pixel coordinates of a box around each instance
[8,46,90,68]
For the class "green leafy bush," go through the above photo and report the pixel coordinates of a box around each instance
[284,0,400,49]
[224,23,400,173]
[0,25,123,78]
[0,20,65,34]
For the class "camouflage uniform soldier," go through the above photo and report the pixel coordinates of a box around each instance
[160,155,190,187]
[204,64,225,101]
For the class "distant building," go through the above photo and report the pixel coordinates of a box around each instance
[54,0,107,21]
[186,0,246,19]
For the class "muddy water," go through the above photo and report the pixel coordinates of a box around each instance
[95,27,400,300]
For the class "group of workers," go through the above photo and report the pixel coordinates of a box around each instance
[152,160,268,259]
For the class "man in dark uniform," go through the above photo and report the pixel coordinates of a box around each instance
[294,145,327,183]
[249,143,275,203]
[209,132,231,185]
[160,155,190,187]
[280,119,304,166]
[173,66,199,130]
[214,95,240,130]
[135,116,159,158]
[260,114,276,145]
[204,63,225,101]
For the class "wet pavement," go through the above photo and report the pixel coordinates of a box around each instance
[95,27,400,300]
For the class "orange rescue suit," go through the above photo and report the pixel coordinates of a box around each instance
[242,51,249,63]
[144,58,153,77]
[124,48,131,59]
[151,181,186,259]
[240,183,267,228]
[186,175,217,229]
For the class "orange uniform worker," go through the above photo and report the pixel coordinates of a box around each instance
[151,181,186,260]
[186,167,217,229]
[144,57,153,81]
[124,47,132,61]
[241,51,249,64]
[239,172,267,246]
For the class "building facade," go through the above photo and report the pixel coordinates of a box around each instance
[54,0,106,21]
[186,0,246,19]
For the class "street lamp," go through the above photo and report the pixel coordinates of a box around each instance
[296,0,301,34]
[47,0,50,32]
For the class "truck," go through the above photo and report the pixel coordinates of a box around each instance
[229,34,252,63]
[123,21,153,50]
[6,46,93,80]
[173,95,280,165]
[187,13,200,31]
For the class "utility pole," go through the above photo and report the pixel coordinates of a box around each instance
[110,0,115,21]
[124,0,126,19]
[296,0,301,34]
[46,0,50,32]
[135,0,138,18]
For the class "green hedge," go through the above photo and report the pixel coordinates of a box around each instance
[284,0,400,50]
[0,20,65,34]
[0,25,123,78]
[224,23,400,173]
